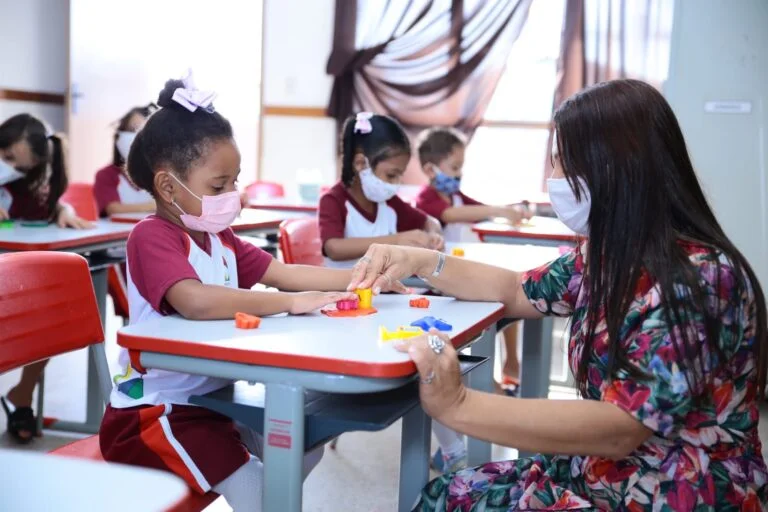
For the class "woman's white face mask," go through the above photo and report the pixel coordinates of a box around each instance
[547,177,591,236]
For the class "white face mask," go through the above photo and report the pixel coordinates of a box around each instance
[0,159,24,186]
[359,167,399,202]
[115,131,137,160]
[547,177,591,236]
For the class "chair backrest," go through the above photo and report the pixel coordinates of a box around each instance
[279,218,324,266]
[0,252,107,395]
[245,181,285,200]
[61,182,99,220]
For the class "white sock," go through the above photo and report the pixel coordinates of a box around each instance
[432,421,466,458]
[213,455,263,512]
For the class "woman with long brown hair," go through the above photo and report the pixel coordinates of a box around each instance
[350,79,767,510]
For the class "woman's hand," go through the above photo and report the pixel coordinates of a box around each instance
[428,232,445,251]
[288,291,358,315]
[347,243,437,294]
[56,206,95,229]
[393,330,467,422]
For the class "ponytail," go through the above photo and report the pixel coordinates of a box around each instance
[340,119,357,187]
[126,130,155,194]
[46,134,69,219]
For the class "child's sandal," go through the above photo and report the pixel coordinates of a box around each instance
[1,396,37,444]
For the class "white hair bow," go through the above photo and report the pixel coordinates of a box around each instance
[172,70,217,113]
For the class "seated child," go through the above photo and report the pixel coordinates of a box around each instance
[415,127,529,242]
[319,112,444,268]
[99,75,365,511]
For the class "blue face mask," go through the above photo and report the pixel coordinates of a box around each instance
[433,167,461,195]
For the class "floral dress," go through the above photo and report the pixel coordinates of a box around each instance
[416,243,767,511]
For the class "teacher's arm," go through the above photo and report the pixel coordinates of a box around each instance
[348,244,542,319]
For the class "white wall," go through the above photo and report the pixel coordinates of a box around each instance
[260,0,337,194]
[666,0,768,290]
[0,0,68,130]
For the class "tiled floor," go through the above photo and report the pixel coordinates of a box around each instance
[2,301,768,511]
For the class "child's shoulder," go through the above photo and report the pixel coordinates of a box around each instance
[94,164,121,181]
[319,181,349,209]
[128,215,187,245]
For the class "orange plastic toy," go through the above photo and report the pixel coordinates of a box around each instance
[409,297,430,308]
[235,312,262,329]
[451,247,465,257]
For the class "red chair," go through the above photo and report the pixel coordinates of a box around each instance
[60,182,99,221]
[245,181,285,200]
[61,182,129,319]
[0,251,219,511]
[278,218,323,266]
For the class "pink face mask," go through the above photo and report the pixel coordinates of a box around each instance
[170,174,241,233]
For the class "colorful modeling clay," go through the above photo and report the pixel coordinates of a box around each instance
[410,316,452,332]
[336,298,360,311]
[409,297,430,308]
[451,247,465,257]
[322,307,377,318]
[0,220,13,229]
[235,312,261,329]
[355,288,373,309]
[379,325,424,343]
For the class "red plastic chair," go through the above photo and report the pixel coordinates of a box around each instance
[60,182,99,221]
[278,218,323,266]
[245,181,285,200]
[61,182,129,320]
[0,251,218,511]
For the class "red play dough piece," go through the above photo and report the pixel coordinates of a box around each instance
[321,307,377,317]
[409,297,430,308]
[336,298,360,311]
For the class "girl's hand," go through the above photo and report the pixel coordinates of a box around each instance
[428,232,445,251]
[348,243,436,294]
[395,229,432,248]
[0,207,8,221]
[393,329,466,421]
[288,291,358,315]
[56,206,95,229]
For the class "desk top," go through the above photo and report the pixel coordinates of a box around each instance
[111,209,306,232]
[0,220,133,252]
[0,449,189,512]
[247,197,319,213]
[118,295,504,379]
[472,216,576,243]
[445,242,561,271]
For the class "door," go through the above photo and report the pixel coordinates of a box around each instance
[68,0,263,184]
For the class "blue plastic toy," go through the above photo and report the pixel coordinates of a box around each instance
[410,316,452,332]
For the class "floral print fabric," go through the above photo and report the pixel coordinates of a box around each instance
[416,244,767,511]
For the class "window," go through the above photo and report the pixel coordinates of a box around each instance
[461,0,566,204]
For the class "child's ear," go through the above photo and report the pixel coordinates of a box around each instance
[153,170,176,204]
[423,162,437,180]
[352,152,368,173]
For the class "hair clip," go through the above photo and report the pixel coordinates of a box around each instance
[172,70,217,113]
[354,112,373,134]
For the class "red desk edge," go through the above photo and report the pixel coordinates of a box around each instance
[0,231,130,251]
[118,305,505,379]
[472,224,578,243]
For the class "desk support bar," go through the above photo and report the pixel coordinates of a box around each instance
[263,383,305,512]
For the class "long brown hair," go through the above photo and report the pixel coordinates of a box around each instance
[553,79,767,399]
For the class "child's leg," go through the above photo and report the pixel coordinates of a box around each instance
[432,421,466,458]
[212,455,263,511]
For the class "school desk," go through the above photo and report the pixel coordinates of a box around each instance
[118,295,503,512]
[472,215,578,247]
[247,197,319,214]
[0,449,189,512]
[110,208,308,236]
[0,220,134,434]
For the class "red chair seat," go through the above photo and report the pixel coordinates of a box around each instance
[51,436,220,511]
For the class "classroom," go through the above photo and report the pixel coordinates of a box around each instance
[1,0,767,511]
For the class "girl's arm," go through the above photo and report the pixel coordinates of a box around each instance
[442,205,526,224]
[105,200,156,216]
[260,259,352,291]
[323,233,402,261]
[165,279,354,320]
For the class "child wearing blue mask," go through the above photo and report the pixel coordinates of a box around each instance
[319,112,444,268]
[98,74,367,510]
[415,127,530,243]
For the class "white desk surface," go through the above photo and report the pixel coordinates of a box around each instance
[118,295,503,379]
[0,449,188,512]
[0,220,134,252]
[112,208,306,229]
[444,242,562,272]
[247,197,319,213]
[473,216,576,242]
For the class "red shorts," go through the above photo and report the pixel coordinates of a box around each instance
[100,403,250,493]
